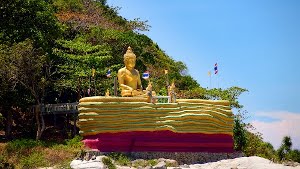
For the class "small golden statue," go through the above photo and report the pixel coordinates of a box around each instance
[105,89,110,97]
[145,81,153,92]
[168,81,176,103]
[117,47,145,97]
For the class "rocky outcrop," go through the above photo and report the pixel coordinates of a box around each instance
[70,155,300,169]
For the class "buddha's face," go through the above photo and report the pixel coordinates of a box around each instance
[124,56,136,70]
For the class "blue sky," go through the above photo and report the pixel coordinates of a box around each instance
[107,0,300,149]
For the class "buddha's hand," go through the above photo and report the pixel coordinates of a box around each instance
[132,90,143,96]
[127,86,134,91]
[120,84,133,91]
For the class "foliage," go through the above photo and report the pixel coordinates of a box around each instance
[53,35,114,97]
[53,0,84,12]
[231,110,278,161]
[54,0,127,33]
[241,125,277,160]
[65,135,83,149]
[233,112,247,151]
[1,138,83,168]
[286,149,300,162]
[6,139,43,154]
[0,39,48,104]
[102,157,117,169]
[175,75,200,90]
[177,86,247,109]
[148,159,159,166]
[20,151,47,168]
[0,0,63,51]
[277,136,293,161]
[108,152,131,166]
[131,159,148,168]
[205,86,248,109]
[128,18,151,32]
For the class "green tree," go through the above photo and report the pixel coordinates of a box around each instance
[0,0,62,51]
[53,35,116,97]
[238,119,277,160]
[233,112,247,151]
[0,39,48,140]
[283,136,292,151]
[286,149,300,162]
[178,86,247,109]
[278,136,293,161]
[205,86,248,109]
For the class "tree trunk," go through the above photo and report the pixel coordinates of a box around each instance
[35,104,42,140]
[4,109,13,140]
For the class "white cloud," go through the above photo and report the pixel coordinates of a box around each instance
[250,111,300,150]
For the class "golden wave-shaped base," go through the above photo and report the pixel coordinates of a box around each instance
[78,96,233,136]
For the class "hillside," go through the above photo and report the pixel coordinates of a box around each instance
[51,0,200,98]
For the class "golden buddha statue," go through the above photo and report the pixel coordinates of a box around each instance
[118,47,145,97]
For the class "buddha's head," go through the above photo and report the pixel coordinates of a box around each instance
[124,46,136,70]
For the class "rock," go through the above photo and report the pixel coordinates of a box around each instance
[70,159,105,169]
[283,161,300,167]
[116,165,136,169]
[84,152,90,161]
[156,158,178,167]
[153,161,166,169]
[179,164,190,168]
[165,159,178,167]
[158,158,167,162]
[132,159,147,167]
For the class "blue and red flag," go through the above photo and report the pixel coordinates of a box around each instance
[142,71,150,79]
[214,63,218,74]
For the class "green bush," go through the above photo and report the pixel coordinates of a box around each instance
[65,135,83,149]
[148,159,158,166]
[0,154,14,169]
[53,0,84,12]
[286,150,300,162]
[102,157,116,169]
[108,152,130,166]
[233,115,247,151]
[20,151,47,168]
[6,139,43,154]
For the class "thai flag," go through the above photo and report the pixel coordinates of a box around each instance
[106,69,111,77]
[214,63,218,74]
[142,71,150,79]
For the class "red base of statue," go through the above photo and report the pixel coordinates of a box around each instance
[83,130,233,152]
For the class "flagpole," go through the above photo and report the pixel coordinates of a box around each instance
[210,74,212,89]
[214,62,219,89]
[114,77,117,96]
[165,69,169,88]
[217,74,219,89]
